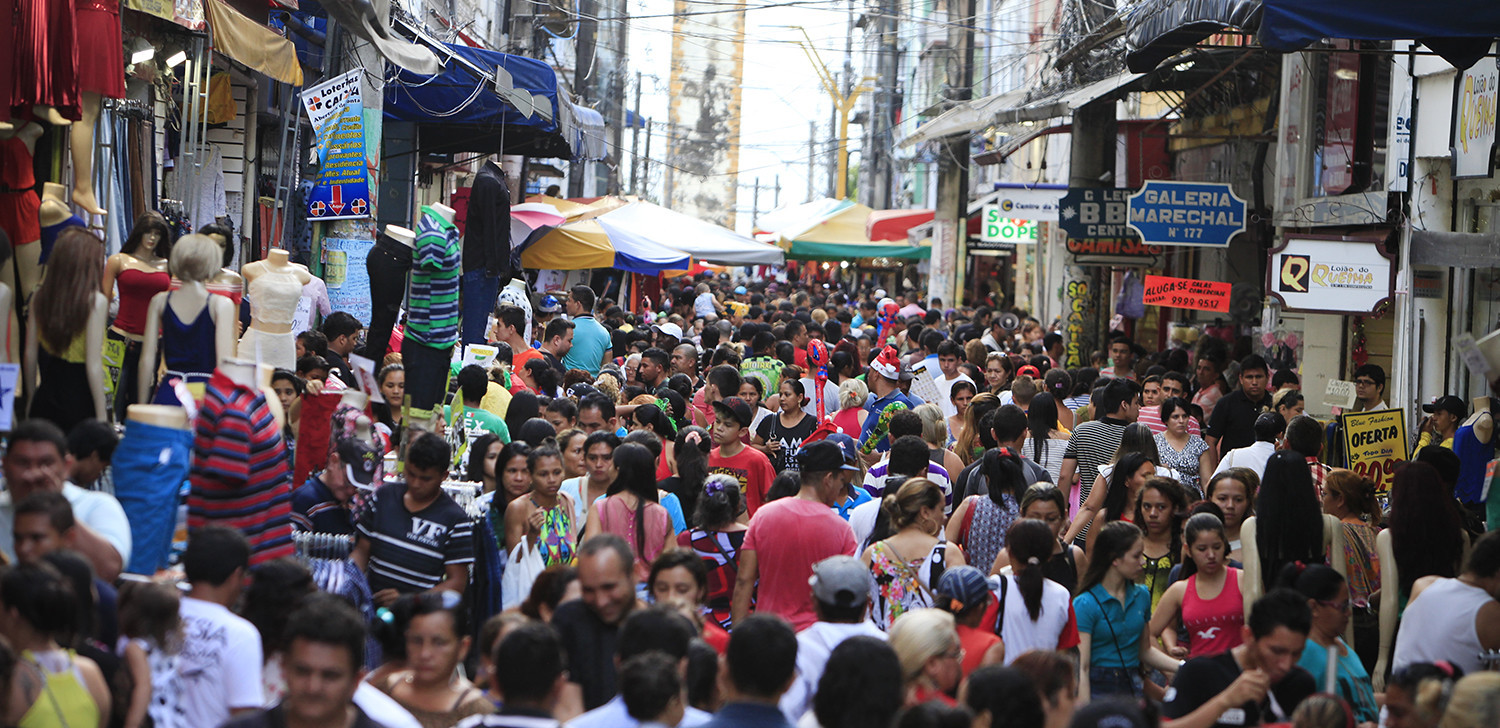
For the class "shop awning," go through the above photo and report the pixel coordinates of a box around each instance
[562,102,608,161]
[1259,0,1500,71]
[787,240,931,261]
[898,72,1145,148]
[385,43,572,158]
[1124,0,1261,73]
[754,197,852,235]
[205,0,303,84]
[598,202,786,266]
[778,202,876,246]
[867,209,935,241]
[521,219,690,273]
[974,123,1071,165]
[898,89,1029,148]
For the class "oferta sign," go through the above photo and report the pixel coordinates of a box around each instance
[1126,181,1246,247]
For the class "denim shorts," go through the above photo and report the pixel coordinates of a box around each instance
[1090,666,1143,698]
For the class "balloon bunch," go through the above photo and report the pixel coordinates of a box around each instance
[807,340,830,419]
[876,300,900,347]
[860,401,909,454]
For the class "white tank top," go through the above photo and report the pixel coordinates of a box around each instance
[1392,578,1493,675]
[995,573,1074,664]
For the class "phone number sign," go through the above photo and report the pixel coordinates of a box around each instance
[1142,275,1231,313]
[1127,181,1246,247]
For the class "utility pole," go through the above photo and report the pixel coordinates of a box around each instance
[826,0,854,199]
[928,0,976,306]
[774,175,781,208]
[868,0,899,209]
[630,70,643,194]
[791,27,872,201]
[642,118,653,200]
[663,123,675,207]
[569,0,598,198]
[807,121,816,202]
[751,177,761,224]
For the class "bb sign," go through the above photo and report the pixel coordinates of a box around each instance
[1127,181,1246,247]
[980,205,1037,245]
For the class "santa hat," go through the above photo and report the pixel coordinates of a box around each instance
[870,345,902,381]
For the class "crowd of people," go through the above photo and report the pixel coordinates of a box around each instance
[6,270,1500,728]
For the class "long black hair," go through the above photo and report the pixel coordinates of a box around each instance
[1005,519,1054,620]
[1026,392,1059,466]
[674,426,712,524]
[1103,451,1152,523]
[123,211,174,258]
[1255,450,1324,592]
[466,433,503,483]
[609,443,661,563]
[1077,521,1142,595]
[981,447,1028,508]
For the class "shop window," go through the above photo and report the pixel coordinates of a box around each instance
[1307,41,1393,197]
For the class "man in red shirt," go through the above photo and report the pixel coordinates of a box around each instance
[731,441,858,631]
[708,397,776,516]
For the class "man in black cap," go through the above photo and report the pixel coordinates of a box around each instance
[731,441,858,633]
[1419,395,1466,450]
[709,397,777,517]
[291,436,378,534]
[777,555,887,722]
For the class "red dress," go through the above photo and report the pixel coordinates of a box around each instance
[0,137,40,246]
[75,0,126,99]
[9,0,80,121]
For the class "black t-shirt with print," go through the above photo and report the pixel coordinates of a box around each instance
[1162,651,1316,728]
[755,412,818,471]
[356,482,474,594]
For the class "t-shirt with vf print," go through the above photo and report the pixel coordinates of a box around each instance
[755,412,818,472]
[709,446,777,517]
[356,482,475,594]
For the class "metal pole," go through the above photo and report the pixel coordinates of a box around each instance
[642,118,653,199]
[808,121,816,202]
[752,177,760,226]
[631,71,643,194]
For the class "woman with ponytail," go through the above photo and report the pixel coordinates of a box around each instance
[1150,512,1245,659]
[677,473,746,630]
[990,519,1080,664]
[1044,368,1075,431]
[1321,468,1381,668]
[1280,562,1379,724]
[1073,521,1180,700]
[946,448,1027,577]
[864,478,967,631]
[584,443,673,585]
[661,426,712,528]
[1022,392,1071,483]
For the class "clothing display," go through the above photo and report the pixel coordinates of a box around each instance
[237,327,295,370]
[237,268,303,369]
[189,370,294,565]
[113,419,192,575]
[39,214,85,265]
[1452,422,1494,505]
[293,276,332,336]
[400,336,451,416]
[150,294,220,407]
[10,0,80,121]
[363,232,413,361]
[460,269,500,347]
[107,329,143,421]
[293,392,340,489]
[0,137,40,246]
[32,333,92,434]
[74,0,125,98]
[113,268,171,335]
[497,280,532,343]
[407,207,461,348]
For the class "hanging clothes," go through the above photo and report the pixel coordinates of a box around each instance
[113,419,193,575]
[189,370,294,565]
[9,0,80,121]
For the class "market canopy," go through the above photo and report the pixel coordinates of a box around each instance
[520,219,690,273]
[786,240,931,261]
[754,197,852,235]
[776,202,931,260]
[897,72,1145,147]
[597,201,786,266]
[1259,0,1500,70]
[867,209,935,242]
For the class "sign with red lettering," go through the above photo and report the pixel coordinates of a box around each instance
[1142,275,1231,313]
[1340,408,1408,494]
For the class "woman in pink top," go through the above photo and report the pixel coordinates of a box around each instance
[584,443,674,584]
[832,379,870,438]
[1150,512,1245,658]
[1191,354,1230,422]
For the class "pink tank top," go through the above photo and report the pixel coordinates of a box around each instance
[597,496,672,582]
[1181,567,1245,658]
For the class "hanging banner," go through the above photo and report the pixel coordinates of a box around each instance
[1126,181,1247,247]
[321,234,375,324]
[301,71,373,221]
[1452,54,1499,180]
[1267,236,1396,314]
[1340,408,1408,494]
[1142,275,1232,312]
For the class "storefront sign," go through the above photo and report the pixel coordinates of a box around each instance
[1452,55,1499,179]
[1060,187,1163,263]
[1126,181,1246,247]
[1340,408,1408,494]
[126,0,206,30]
[1064,278,1090,368]
[301,71,373,221]
[1267,236,1395,314]
[989,184,1064,222]
[1142,275,1231,313]
[980,207,1037,245]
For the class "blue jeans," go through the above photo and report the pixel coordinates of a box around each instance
[113,420,193,575]
[1089,666,1143,698]
[461,270,500,347]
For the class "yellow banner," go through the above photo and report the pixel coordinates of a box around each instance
[1340,408,1408,493]
[126,0,206,30]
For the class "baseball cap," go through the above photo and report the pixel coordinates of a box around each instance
[1423,395,1467,419]
[653,322,685,341]
[1017,364,1041,378]
[334,437,380,489]
[799,439,859,473]
[935,566,999,612]
[712,396,753,427]
[809,555,870,608]
[823,433,860,468]
[538,294,562,314]
[734,285,747,295]
[869,346,903,381]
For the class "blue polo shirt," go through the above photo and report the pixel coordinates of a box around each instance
[563,315,611,376]
[1073,582,1151,669]
[857,390,923,453]
[835,486,872,520]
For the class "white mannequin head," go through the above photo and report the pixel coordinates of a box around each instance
[171,234,223,283]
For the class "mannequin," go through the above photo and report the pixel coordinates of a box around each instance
[104,212,173,418]
[1453,397,1495,510]
[10,0,80,127]
[196,225,246,304]
[498,277,533,343]
[68,92,106,215]
[461,161,512,346]
[1238,514,1347,613]
[68,0,126,216]
[38,182,83,267]
[400,204,460,434]
[361,224,415,362]
[115,404,192,575]
[238,248,312,370]
[1371,527,1475,691]
[24,227,107,432]
[140,234,237,407]
[0,122,42,318]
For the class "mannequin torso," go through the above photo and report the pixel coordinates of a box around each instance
[139,281,237,406]
[104,244,170,340]
[241,249,313,334]
[126,404,189,430]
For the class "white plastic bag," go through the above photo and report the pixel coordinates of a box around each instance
[500,537,545,610]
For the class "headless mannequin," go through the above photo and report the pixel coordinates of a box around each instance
[1239,515,1349,636]
[401,207,455,436]
[70,92,106,215]
[239,248,312,368]
[0,122,42,362]
[362,224,414,363]
[139,242,238,405]
[125,404,189,430]
[22,267,108,425]
[386,225,415,248]
[1463,397,1493,442]
[1372,527,1474,691]
[430,204,456,225]
[202,231,246,298]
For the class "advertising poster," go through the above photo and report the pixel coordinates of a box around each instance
[301,71,373,220]
[1143,275,1231,313]
[321,235,375,324]
[1340,408,1408,494]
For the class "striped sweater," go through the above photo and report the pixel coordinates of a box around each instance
[189,370,294,564]
[407,207,461,348]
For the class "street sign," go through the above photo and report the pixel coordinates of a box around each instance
[1126,181,1247,247]
[980,206,1037,244]
[1268,236,1395,314]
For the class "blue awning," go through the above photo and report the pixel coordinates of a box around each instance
[1259,0,1500,70]
[385,43,574,158]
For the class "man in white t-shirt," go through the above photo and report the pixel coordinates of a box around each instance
[779,556,887,723]
[930,341,975,419]
[178,526,264,728]
[1212,412,1284,481]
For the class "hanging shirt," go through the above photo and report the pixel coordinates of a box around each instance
[189,371,295,565]
[406,206,461,349]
